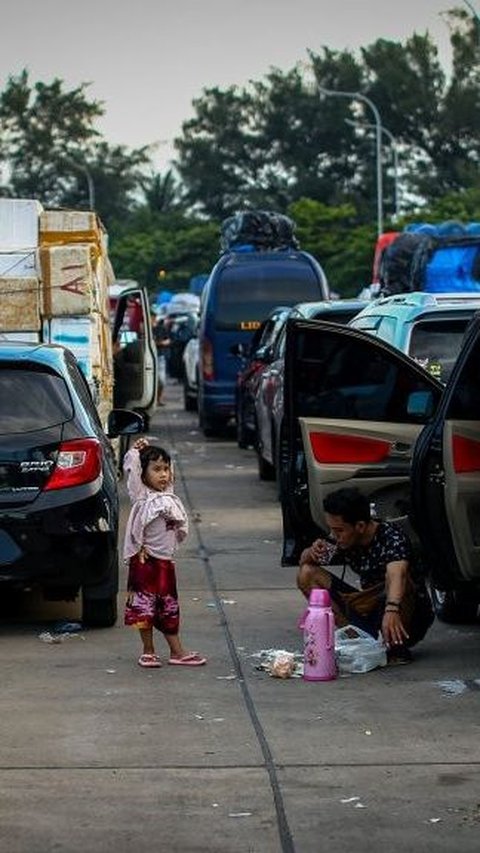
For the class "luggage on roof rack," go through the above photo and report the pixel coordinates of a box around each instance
[379,221,480,296]
[220,210,299,253]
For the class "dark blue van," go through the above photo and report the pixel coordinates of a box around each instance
[198,249,329,435]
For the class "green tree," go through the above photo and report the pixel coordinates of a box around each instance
[109,213,219,291]
[0,70,151,225]
[175,13,480,222]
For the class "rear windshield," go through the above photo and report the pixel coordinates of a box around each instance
[409,319,469,383]
[0,367,73,434]
[214,261,322,330]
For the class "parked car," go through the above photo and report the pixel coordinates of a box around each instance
[182,334,200,412]
[254,300,367,483]
[279,314,480,624]
[235,306,291,449]
[0,342,143,627]
[198,249,329,436]
[349,292,480,383]
[165,309,199,380]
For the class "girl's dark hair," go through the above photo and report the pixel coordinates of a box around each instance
[138,445,171,480]
[323,487,371,524]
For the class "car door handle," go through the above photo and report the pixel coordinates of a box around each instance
[391,442,411,454]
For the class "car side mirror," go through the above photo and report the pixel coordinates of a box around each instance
[106,409,145,438]
[407,390,435,419]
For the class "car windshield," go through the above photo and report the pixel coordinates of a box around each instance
[0,367,73,434]
[409,318,470,383]
[215,262,321,330]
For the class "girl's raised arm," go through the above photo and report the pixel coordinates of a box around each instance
[123,447,148,501]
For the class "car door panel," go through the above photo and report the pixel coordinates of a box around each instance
[112,286,157,413]
[299,417,423,532]
[281,319,442,564]
[443,421,480,581]
[410,315,480,587]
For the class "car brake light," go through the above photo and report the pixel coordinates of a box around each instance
[452,435,480,473]
[309,432,391,464]
[202,338,214,381]
[44,439,102,490]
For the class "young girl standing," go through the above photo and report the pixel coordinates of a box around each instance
[123,437,206,668]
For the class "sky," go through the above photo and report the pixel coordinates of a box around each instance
[0,0,470,170]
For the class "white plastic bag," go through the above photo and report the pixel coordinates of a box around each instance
[335,625,387,674]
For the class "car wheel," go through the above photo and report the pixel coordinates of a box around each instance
[257,448,275,481]
[82,549,119,628]
[430,585,479,624]
[236,409,253,449]
[183,380,197,412]
[200,412,224,438]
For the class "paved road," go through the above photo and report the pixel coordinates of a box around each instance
[1,383,480,852]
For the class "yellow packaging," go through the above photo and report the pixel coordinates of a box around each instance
[39,210,102,246]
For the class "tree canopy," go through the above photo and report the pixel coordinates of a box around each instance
[0,11,479,297]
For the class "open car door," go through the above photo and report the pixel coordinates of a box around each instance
[112,285,157,415]
[281,319,443,565]
[411,313,480,622]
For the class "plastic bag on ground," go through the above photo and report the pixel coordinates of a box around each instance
[335,625,387,674]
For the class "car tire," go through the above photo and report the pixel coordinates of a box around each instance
[237,412,254,449]
[183,380,197,412]
[257,448,275,481]
[82,549,119,628]
[430,585,479,624]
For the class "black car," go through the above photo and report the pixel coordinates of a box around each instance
[235,306,290,449]
[0,342,143,627]
[280,314,480,624]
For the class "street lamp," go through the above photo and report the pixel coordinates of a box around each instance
[345,118,399,219]
[318,85,384,235]
[63,156,95,210]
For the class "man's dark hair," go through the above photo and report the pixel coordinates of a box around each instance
[323,487,371,524]
[139,445,171,480]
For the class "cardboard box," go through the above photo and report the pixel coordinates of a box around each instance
[0,199,42,250]
[40,244,97,316]
[0,277,41,331]
[40,210,102,245]
[0,250,38,278]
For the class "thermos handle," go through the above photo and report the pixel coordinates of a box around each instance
[326,611,335,650]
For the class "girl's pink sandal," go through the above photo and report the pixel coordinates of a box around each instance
[168,653,207,666]
[138,654,162,668]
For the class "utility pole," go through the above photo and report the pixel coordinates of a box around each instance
[318,86,384,235]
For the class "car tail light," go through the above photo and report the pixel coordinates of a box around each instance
[44,439,102,490]
[202,338,214,381]
[309,432,391,464]
[452,435,480,473]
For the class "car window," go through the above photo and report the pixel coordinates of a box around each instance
[214,262,321,330]
[441,328,480,420]
[293,328,439,423]
[408,319,469,383]
[0,367,73,434]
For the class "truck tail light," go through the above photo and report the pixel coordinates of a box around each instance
[44,439,102,490]
[309,432,391,464]
[202,338,214,381]
[452,435,480,473]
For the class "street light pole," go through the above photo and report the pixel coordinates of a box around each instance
[345,119,399,218]
[63,156,95,210]
[318,85,384,235]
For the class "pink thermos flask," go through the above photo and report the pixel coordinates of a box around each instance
[303,589,337,681]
